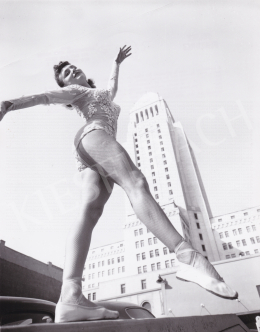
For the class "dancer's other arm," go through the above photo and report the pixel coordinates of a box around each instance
[107,45,131,100]
[0,86,90,122]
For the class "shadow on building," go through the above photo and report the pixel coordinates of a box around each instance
[0,240,62,303]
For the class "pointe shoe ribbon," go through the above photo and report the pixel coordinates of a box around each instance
[55,299,119,323]
[175,241,238,300]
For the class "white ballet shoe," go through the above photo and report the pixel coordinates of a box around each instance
[55,295,119,323]
[175,241,238,300]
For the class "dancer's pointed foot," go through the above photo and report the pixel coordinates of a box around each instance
[175,241,238,300]
[55,279,119,323]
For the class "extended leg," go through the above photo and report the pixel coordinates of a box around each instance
[77,130,238,299]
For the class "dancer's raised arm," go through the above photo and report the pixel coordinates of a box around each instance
[107,45,131,100]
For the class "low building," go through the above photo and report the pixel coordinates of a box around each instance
[0,240,62,303]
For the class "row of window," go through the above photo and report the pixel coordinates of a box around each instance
[88,266,126,279]
[219,225,257,239]
[222,236,260,250]
[88,256,125,269]
[226,249,259,259]
[135,106,159,124]
[136,247,169,260]
[87,292,96,300]
[121,279,147,294]
[217,209,260,222]
[137,259,176,274]
[90,244,124,255]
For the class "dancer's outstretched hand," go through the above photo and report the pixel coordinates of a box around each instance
[115,45,132,64]
[0,101,11,122]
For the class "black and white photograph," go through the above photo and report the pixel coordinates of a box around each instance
[0,1,260,330]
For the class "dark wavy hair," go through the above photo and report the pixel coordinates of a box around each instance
[53,61,96,88]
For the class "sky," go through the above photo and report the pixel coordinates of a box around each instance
[0,0,260,268]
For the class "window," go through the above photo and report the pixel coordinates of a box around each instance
[150,250,154,258]
[98,262,101,267]
[233,229,237,236]
[141,240,144,247]
[88,274,91,280]
[147,140,150,144]
[117,257,121,263]
[238,228,243,234]
[157,124,160,127]
[141,279,147,289]
[228,242,233,249]
[150,158,153,162]
[102,261,104,266]
[153,179,156,184]
[165,260,170,268]
[225,231,229,237]
[151,263,155,271]
[171,259,175,267]
[226,255,230,259]
[163,247,168,255]
[121,284,125,294]
[135,138,138,142]
[152,172,155,176]
[236,240,241,247]
[118,267,121,273]
[161,147,164,151]
[255,249,259,254]
[244,212,248,216]
[162,154,165,158]
[93,293,96,300]
[166,174,170,179]
[250,237,255,244]
[139,228,143,235]
[136,254,140,261]
[199,234,203,240]
[256,236,260,243]
[92,273,95,279]
[157,262,161,270]
[138,163,141,167]
[242,239,247,246]
[148,146,151,150]
[88,294,91,300]
[148,238,152,245]
[219,232,224,239]
[154,186,158,191]
[252,225,256,231]
[160,141,163,145]
[155,194,159,199]
[142,252,146,260]
[169,190,173,195]
[143,265,147,273]
[218,218,222,222]
[196,222,200,229]
[102,271,104,277]
[245,251,250,256]
[111,258,114,264]
[151,165,154,170]
[138,267,141,274]
[137,150,139,154]
[158,129,161,133]
[108,270,111,275]
[246,226,251,233]
[122,266,125,272]
[223,243,227,250]
[231,215,235,219]
[89,264,91,269]
[134,230,138,236]
[137,156,140,160]
[202,245,206,251]
[149,152,152,156]
[153,237,158,244]
[155,249,159,257]
[98,272,100,278]
[165,167,168,172]
[92,263,95,268]
[168,182,171,187]
[194,213,198,220]
[136,144,139,148]
[163,160,167,165]
[108,259,110,265]
[145,128,148,132]
[231,254,236,258]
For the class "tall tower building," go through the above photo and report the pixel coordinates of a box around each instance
[123,92,220,264]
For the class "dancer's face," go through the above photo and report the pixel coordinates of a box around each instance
[60,64,88,87]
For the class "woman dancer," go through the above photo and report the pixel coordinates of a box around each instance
[0,46,238,323]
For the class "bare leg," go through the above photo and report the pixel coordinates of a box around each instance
[55,168,119,323]
[76,130,238,299]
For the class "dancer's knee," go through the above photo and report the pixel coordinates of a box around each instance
[124,172,149,196]
[83,203,104,228]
